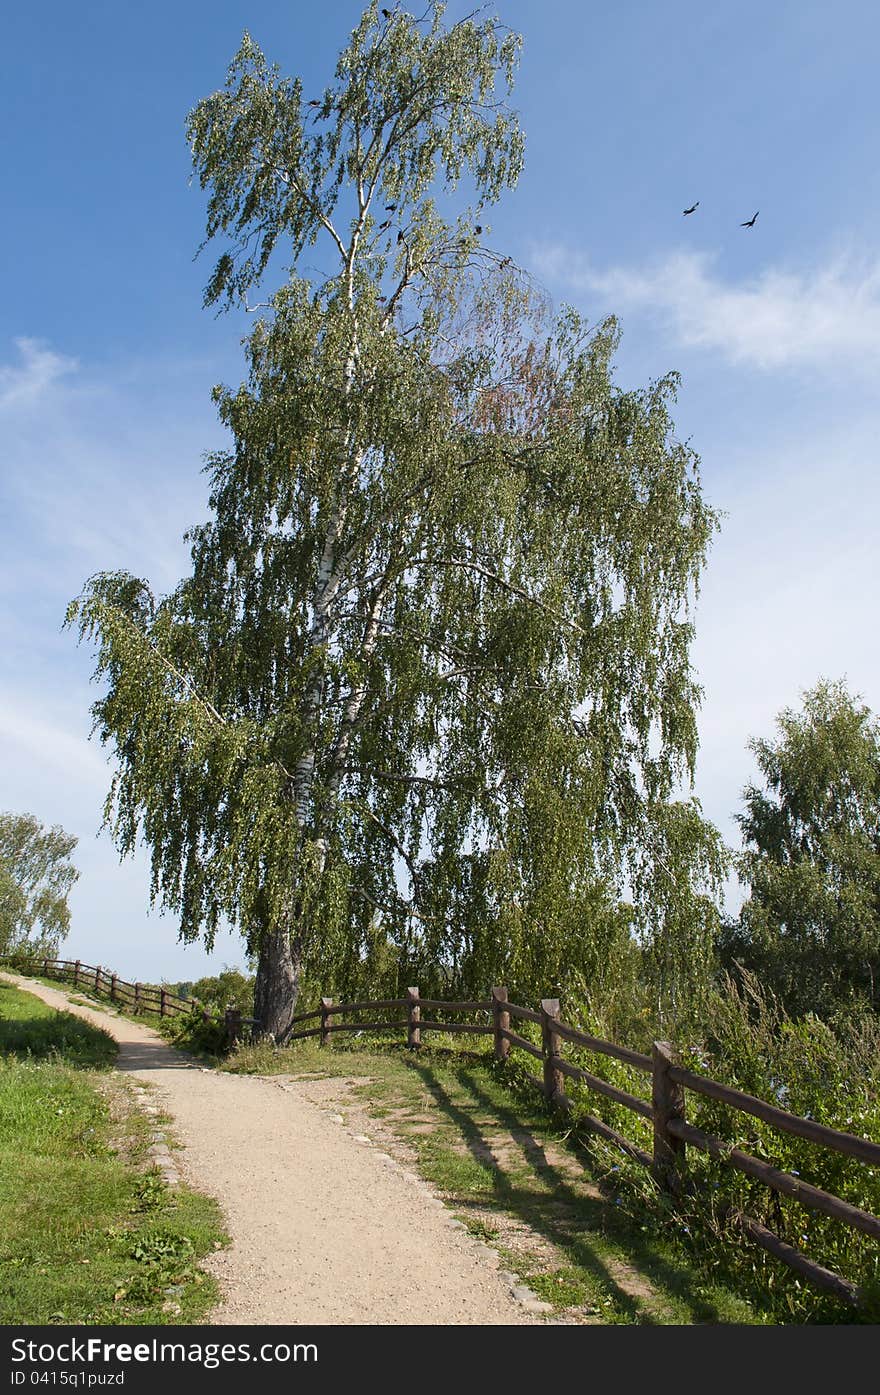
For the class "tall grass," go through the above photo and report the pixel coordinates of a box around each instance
[560,973,880,1322]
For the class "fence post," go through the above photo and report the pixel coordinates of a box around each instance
[492,986,510,1063]
[134,982,141,1014]
[110,973,117,1003]
[42,958,49,978]
[73,960,80,987]
[541,998,563,1104]
[95,965,102,994]
[320,997,334,1047]
[652,1040,686,1192]
[225,1007,241,1049]
[406,987,421,1049]
[160,988,168,1018]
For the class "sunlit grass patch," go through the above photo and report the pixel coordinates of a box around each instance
[0,982,227,1324]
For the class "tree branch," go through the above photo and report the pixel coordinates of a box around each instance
[422,556,586,636]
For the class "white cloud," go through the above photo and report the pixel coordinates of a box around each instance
[0,426,203,976]
[0,339,244,979]
[0,336,221,597]
[0,337,78,410]
[532,246,880,372]
[0,696,110,797]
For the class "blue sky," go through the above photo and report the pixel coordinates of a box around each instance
[2,0,878,981]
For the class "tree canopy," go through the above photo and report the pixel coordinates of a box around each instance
[720,680,880,1017]
[0,811,79,959]
[67,1,722,1037]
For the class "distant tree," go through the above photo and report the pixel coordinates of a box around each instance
[720,680,880,1016]
[0,812,79,959]
[189,967,254,1017]
[67,2,720,1038]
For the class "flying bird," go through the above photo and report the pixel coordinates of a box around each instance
[741,211,759,228]
[682,201,699,216]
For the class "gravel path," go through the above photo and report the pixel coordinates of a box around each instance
[2,972,534,1326]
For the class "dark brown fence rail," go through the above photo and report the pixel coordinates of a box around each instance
[4,955,878,1307]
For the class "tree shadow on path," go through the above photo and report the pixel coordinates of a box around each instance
[405,1055,736,1324]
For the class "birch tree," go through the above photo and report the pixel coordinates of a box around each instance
[68,2,720,1037]
[722,681,880,1016]
[0,812,78,959]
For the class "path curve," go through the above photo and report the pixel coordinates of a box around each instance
[2,972,533,1326]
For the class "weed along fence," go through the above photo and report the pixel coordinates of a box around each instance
[4,955,879,1309]
[1,955,209,1022]
[285,985,880,1310]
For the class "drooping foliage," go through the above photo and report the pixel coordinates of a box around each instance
[68,2,721,1034]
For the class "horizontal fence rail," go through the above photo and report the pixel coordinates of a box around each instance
[667,1064,880,1168]
[500,1027,544,1060]
[667,1117,880,1241]
[506,1002,543,1025]
[553,1018,652,1071]
[3,955,879,1308]
[0,955,224,1027]
[731,1211,858,1306]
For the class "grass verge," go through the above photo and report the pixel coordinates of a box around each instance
[0,979,228,1324]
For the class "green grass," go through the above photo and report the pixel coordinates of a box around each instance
[10,966,861,1322]
[0,984,117,1067]
[5,964,228,1061]
[0,980,228,1324]
[227,1032,768,1324]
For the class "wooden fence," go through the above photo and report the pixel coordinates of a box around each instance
[1,955,211,1023]
[284,985,880,1309]
[4,955,878,1308]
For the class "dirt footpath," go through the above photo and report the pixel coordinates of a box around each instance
[2,972,533,1326]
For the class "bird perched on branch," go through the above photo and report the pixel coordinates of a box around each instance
[396,230,406,244]
[682,201,699,216]
[307,99,320,108]
[378,219,391,231]
[384,203,397,212]
[741,211,759,228]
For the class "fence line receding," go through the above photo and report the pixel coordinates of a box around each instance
[4,954,878,1310]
